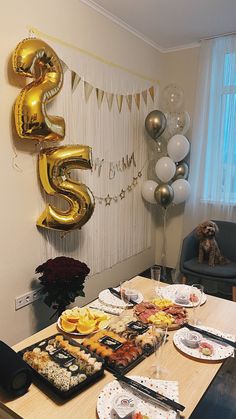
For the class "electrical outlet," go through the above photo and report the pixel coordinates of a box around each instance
[15,289,41,310]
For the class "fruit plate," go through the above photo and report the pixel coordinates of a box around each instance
[97,376,179,419]
[99,287,143,308]
[160,284,207,307]
[18,334,105,399]
[57,307,111,336]
[173,326,234,361]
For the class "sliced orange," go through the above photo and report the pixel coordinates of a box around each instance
[61,318,77,333]
[66,315,80,323]
[76,324,96,334]
[76,319,97,334]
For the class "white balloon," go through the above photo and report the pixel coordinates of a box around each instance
[172,179,191,204]
[167,134,190,162]
[141,180,158,204]
[155,157,176,183]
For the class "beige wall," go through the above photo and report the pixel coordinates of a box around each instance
[0,0,164,345]
[0,0,200,345]
[155,47,200,269]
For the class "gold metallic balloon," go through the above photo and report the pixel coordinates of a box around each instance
[37,145,95,231]
[173,162,189,181]
[154,184,174,208]
[145,110,167,141]
[12,38,65,142]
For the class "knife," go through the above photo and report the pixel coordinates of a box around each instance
[185,324,236,349]
[114,373,185,412]
[108,287,138,306]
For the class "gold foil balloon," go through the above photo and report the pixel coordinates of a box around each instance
[145,110,167,141]
[173,162,189,181]
[154,184,174,208]
[37,145,95,231]
[12,38,65,142]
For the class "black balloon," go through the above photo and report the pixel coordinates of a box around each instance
[145,110,167,141]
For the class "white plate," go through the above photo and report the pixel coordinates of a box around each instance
[57,318,102,336]
[57,307,110,336]
[160,284,207,307]
[99,287,143,308]
[173,326,235,361]
[97,375,179,419]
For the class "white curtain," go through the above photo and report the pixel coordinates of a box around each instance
[183,35,236,235]
[33,35,158,275]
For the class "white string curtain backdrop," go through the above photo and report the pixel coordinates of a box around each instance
[36,36,158,274]
[183,35,236,236]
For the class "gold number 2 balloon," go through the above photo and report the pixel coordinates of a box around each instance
[37,145,95,231]
[12,38,65,142]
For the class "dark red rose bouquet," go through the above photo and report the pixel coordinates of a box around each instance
[36,256,90,317]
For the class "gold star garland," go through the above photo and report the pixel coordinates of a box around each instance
[94,167,145,206]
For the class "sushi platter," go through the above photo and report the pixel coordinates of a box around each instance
[18,334,105,399]
[82,315,162,374]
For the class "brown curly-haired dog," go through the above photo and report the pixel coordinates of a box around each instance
[195,220,227,266]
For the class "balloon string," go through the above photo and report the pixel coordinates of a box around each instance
[12,146,23,172]
[161,207,168,278]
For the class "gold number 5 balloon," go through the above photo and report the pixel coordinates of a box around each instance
[37,145,95,231]
[12,38,65,142]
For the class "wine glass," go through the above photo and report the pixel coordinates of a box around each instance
[150,265,162,297]
[190,284,204,325]
[149,326,168,378]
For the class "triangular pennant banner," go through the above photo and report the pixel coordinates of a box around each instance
[84,81,94,103]
[116,95,123,113]
[126,95,132,111]
[149,86,155,102]
[96,88,104,109]
[60,60,68,74]
[134,93,140,110]
[142,90,148,105]
[106,92,114,111]
[71,71,81,93]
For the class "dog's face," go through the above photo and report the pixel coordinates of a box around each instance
[196,220,219,239]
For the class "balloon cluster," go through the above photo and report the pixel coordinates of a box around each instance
[142,84,191,208]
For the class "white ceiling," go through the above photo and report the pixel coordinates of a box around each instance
[81,0,236,51]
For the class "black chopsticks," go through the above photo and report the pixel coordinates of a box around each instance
[114,373,185,412]
[185,324,236,349]
[108,287,138,306]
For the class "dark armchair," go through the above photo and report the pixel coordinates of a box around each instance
[180,220,236,301]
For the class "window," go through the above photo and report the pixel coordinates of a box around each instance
[203,48,236,204]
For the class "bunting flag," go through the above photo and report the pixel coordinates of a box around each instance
[70,70,156,111]
[84,81,94,103]
[134,93,141,110]
[106,92,114,111]
[116,95,123,113]
[60,60,68,74]
[96,88,104,109]
[149,86,155,102]
[142,90,148,105]
[71,71,81,92]
[126,95,132,111]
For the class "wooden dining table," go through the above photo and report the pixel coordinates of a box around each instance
[0,275,235,419]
